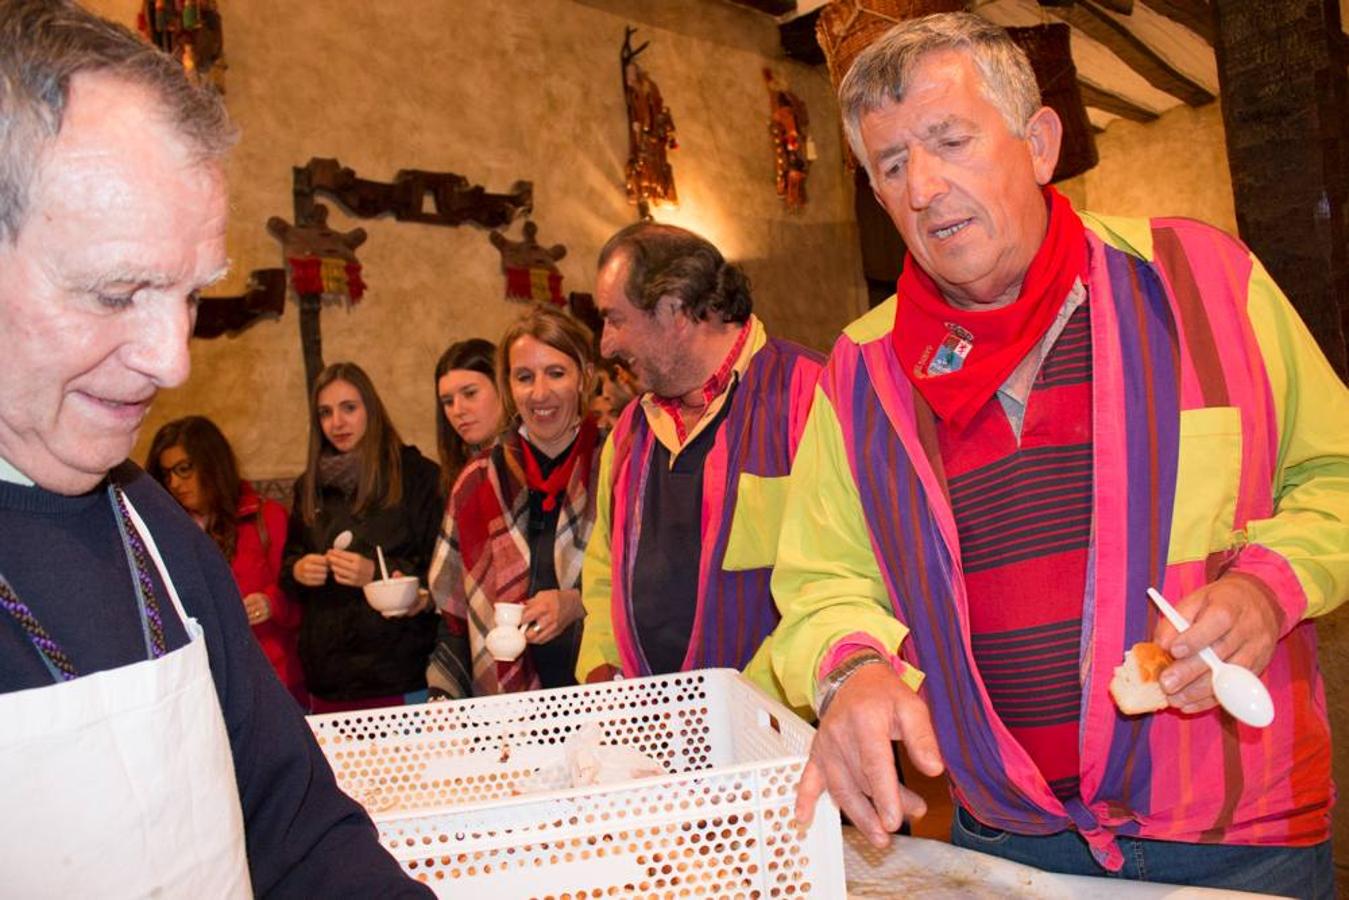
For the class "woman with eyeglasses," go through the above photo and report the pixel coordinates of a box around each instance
[147,416,306,705]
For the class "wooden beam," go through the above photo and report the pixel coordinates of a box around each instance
[779,8,825,65]
[1142,0,1215,44]
[1077,80,1161,121]
[1040,0,1132,9]
[726,0,797,15]
[1214,0,1349,375]
[1051,0,1215,105]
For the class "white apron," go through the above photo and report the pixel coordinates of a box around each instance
[0,492,251,898]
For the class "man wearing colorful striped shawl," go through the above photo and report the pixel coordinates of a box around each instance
[578,223,823,707]
[775,13,1345,898]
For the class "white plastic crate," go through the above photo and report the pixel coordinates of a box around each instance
[308,668,844,898]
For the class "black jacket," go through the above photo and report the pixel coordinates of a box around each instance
[282,445,442,700]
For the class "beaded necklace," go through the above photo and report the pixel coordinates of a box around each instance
[0,485,168,683]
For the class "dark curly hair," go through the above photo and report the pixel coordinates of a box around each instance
[597,222,753,324]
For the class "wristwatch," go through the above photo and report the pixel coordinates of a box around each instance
[814,649,888,718]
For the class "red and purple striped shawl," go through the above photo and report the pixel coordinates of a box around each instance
[824,219,1331,869]
[606,337,822,676]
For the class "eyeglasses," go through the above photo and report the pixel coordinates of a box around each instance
[166,460,195,480]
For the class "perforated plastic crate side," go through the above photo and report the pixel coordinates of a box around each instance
[307,669,846,896]
[307,671,788,815]
[379,755,843,898]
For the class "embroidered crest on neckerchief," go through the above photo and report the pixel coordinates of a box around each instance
[924,323,974,377]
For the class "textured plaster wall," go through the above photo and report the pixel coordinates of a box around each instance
[83,0,866,480]
[1059,101,1236,233]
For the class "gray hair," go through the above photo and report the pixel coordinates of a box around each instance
[0,0,236,243]
[840,12,1040,181]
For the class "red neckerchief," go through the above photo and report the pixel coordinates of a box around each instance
[518,417,598,512]
[651,319,751,444]
[891,186,1086,431]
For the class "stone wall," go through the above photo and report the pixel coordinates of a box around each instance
[84,0,867,480]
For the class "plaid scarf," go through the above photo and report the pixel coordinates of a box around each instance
[444,417,599,694]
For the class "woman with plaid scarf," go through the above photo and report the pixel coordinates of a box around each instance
[427,306,603,697]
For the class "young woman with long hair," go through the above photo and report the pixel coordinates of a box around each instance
[147,416,306,704]
[427,306,603,698]
[433,338,505,497]
[281,362,442,713]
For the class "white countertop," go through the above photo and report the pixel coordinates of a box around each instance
[844,828,1280,899]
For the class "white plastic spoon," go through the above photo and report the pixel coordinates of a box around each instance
[332,529,353,551]
[376,545,390,582]
[1146,587,1274,728]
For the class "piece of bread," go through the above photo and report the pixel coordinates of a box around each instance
[1109,641,1174,715]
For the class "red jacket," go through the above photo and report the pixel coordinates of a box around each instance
[234,483,305,702]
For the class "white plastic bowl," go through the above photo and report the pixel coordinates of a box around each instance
[362,575,420,617]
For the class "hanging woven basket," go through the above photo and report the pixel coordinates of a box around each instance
[815,2,1097,181]
[814,0,966,98]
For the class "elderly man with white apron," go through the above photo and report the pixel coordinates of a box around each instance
[0,482,251,896]
[0,1,434,896]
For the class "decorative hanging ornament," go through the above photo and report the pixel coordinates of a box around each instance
[763,68,813,210]
[266,204,369,307]
[490,221,568,307]
[137,0,226,91]
[620,27,678,218]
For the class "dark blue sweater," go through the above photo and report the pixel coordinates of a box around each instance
[0,463,432,898]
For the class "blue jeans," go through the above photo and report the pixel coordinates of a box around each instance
[951,806,1334,899]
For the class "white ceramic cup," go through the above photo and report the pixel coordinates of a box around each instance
[486,602,528,661]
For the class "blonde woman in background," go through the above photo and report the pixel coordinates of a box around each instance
[428,306,602,698]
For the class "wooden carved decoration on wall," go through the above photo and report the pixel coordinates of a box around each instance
[138,0,225,90]
[267,204,368,304]
[267,204,369,389]
[764,69,813,209]
[621,27,679,219]
[490,221,568,307]
[295,158,533,229]
[278,157,533,391]
[192,268,286,339]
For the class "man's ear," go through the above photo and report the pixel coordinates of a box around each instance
[1025,105,1063,186]
[658,294,688,329]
